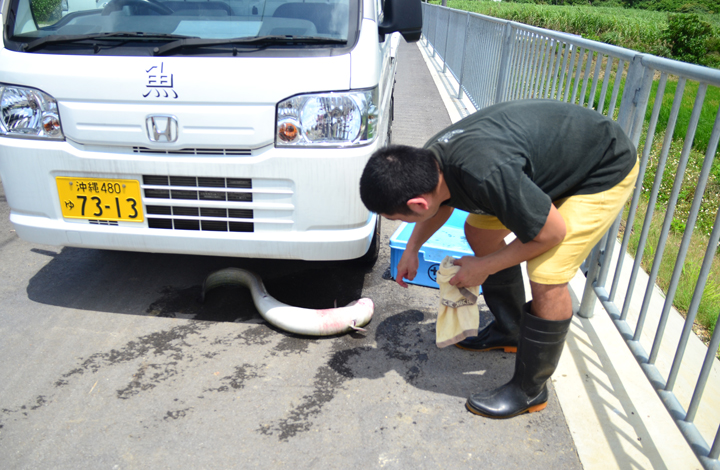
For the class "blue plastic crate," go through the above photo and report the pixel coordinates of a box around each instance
[389,209,479,290]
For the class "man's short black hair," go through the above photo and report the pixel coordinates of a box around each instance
[360,144,440,216]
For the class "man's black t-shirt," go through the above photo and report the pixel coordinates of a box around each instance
[424,100,637,243]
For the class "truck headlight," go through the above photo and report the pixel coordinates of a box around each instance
[276,88,378,147]
[0,84,64,140]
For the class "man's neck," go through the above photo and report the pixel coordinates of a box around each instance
[436,171,451,203]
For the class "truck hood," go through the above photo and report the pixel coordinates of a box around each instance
[0,51,352,149]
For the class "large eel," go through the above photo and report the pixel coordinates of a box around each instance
[201,268,374,336]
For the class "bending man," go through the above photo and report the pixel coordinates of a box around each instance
[359,99,638,419]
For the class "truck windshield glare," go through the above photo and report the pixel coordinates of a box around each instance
[7,0,352,54]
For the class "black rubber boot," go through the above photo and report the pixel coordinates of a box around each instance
[455,265,525,353]
[465,303,571,419]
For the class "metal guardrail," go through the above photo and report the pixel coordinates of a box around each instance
[421,3,720,469]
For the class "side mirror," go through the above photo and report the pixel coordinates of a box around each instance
[378,0,423,43]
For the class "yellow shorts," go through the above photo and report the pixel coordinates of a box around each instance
[465,160,639,284]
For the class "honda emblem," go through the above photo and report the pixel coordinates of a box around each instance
[146,115,178,142]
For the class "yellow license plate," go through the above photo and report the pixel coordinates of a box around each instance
[56,177,144,222]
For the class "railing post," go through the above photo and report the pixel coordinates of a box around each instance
[422,3,429,47]
[597,214,622,287]
[578,234,606,318]
[617,54,653,146]
[457,12,470,100]
[442,10,450,73]
[494,22,514,105]
[432,8,439,58]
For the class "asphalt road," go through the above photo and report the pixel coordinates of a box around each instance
[0,41,582,469]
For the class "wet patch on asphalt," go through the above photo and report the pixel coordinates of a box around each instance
[325,309,432,384]
[117,361,182,399]
[271,336,316,356]
[4,271,506,445]
[1,396,49,427]
[1,322,213,423]
[29,396,47,411]
[376,310,428,363]
[61,322,208,379]
[321,307,514,404]
[211,324,276,348]
[257,350,362,441]
[254,312,432,442]
[2,300,513,446]
[204,363,264,392]
[2,316,320,430]
[164,408,192,420]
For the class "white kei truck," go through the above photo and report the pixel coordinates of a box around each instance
[0,0,421,265]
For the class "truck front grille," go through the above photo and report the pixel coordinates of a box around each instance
[142,175,254,232]
[133,147,252,156]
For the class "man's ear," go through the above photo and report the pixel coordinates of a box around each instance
[407,196,430,213]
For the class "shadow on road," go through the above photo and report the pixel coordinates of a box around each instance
[26,246,369,326]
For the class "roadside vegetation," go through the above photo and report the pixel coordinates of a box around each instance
[430,0,720,345]
[432,0,720,67]
[31,0,63,24]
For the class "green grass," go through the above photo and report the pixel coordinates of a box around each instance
[645,81,720,162]
[441,0,666,46]
[433,0,720,63]
[623,195,720,342]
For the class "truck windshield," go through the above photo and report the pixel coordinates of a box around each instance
[6,0,353,53]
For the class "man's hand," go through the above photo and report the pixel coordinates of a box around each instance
[390,205,455,288]
[449,256,490,289]
[395,248,419,288]
[448,204,567,289]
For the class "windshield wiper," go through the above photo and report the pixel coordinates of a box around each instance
[23,32,197,52]
[154,35,347,56]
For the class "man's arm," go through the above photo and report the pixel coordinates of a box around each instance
[395,205,454,287]
[449,204,566,288]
